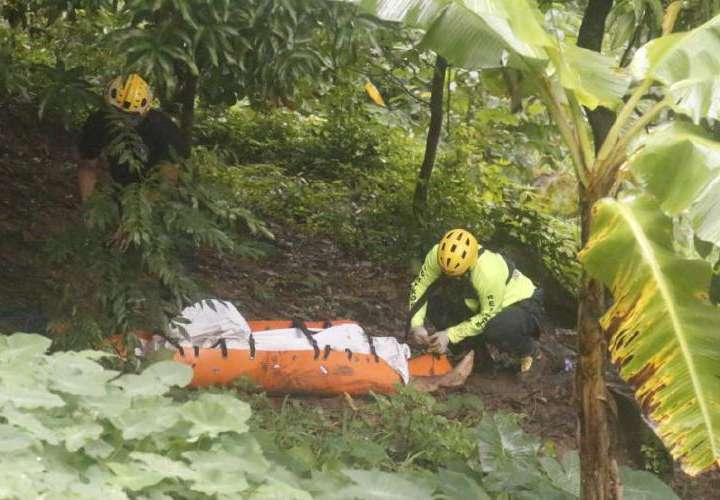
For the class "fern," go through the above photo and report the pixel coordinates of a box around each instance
[47,146,270,350]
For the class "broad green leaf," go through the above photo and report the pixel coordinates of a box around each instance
[1,404,59,444]
[111,361,192,397]
[142,361,193,386]
[81,465,131,500]
[179,393,251,438]
[112,397,181,440]
[335,469,434,500]
[549,43,631,109]
[629,122,720,244]
[580,194,720,475]
[621,467,679,500]
[56,420,105,452]
[538,451,580,497]
[216,433,271,477]
[0,334,51,363]
[630,15,720,121]
[434,469,491,500]
[48,352,117,397]
[83,438,115,459]
[301,470,349,498]
[183,450,250,495]
[0,453,47,498]
[351,0,627,109]
[630,16,720,84]
[0,382,65,410]
[128,452,194,479]
[65,480,128,500]
[668,79,720,123]
[352,0,548,67]
[106,461,166,491]
[78,387,133,419]
[249,482,313,500]
[476,412,540,477]
[0,424,35,452]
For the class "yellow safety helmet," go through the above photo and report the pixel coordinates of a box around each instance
[105,74,152,115]
[437,229,479,277]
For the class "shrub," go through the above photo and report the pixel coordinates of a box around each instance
[46,139,270,350]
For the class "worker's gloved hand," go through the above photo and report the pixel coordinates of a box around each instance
[428,330,450,354]
[410,326,430,346]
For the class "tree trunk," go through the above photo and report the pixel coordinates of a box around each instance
[577,188,621,500]
[413,55,447,218]
[178,74,198,150]
[501,68,523,114]
[577,0,616,153]
[575,2,621,498]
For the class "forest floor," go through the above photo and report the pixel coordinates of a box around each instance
[0,105,718,499]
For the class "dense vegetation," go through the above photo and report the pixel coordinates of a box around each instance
[0,333,678,499]
[1,0,719,499]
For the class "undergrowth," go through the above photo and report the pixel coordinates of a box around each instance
[196,102,581,293]
[247,387,486,473]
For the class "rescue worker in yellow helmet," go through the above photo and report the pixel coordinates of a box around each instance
[77,74,189,201]
[408,229,545,372]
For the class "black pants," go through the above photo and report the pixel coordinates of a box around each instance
[426,283,545,360]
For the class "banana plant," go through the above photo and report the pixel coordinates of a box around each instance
[346,0,720,497]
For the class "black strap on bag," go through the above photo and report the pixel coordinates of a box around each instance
[150,330,186,357]
[210,338,228,358]
[293,319,321,359]
[364,330,380,363]
[249,333,256,359]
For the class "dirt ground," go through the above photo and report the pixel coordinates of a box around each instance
[0,103,718,499]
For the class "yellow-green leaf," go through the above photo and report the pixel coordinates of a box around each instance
[579,194,720,475]
[630,14,720,121]
[628,122,720,245]
[364,81,386,107]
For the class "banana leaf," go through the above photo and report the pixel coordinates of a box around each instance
[350,0,628,109]
[579,194,720,475]
[630,15,720,122]
[629,122,720,245]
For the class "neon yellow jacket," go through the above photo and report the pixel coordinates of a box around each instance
[409,244,536,343]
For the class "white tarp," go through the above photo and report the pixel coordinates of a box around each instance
[160,299,411,383]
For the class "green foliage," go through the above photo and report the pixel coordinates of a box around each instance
[248,387,481,473]
[246,385,678,500]
[0,332,297,498]
[641,442,674,476]
[353,0,720,477]
[0,333,679,499]
[115,0,389,108]
[45,134,269,349]
[196,88,404,178]
[0,38,30,100]
[199,100,580,292]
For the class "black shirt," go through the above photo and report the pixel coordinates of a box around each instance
[78,108,190,185]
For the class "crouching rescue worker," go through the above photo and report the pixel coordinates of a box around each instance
[408,228,545,372]
[77,73,189,202]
